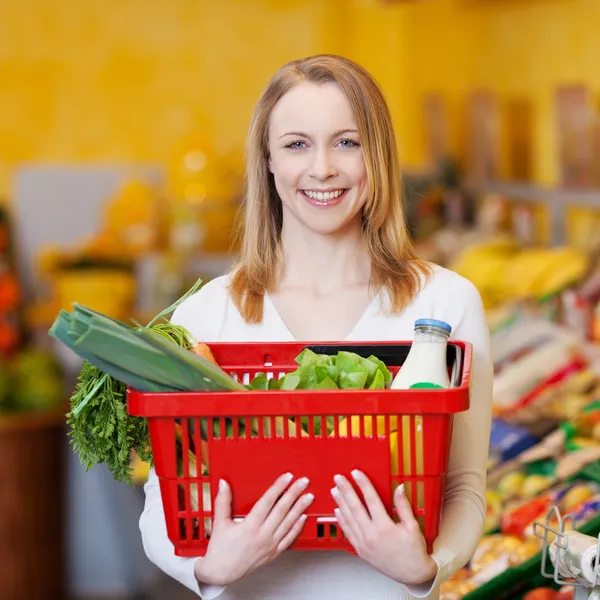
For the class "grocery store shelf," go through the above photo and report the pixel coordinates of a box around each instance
[465,180,600,245]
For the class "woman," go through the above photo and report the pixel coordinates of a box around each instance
[140,54,493,600]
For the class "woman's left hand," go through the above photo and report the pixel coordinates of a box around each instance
[331,470,438,586]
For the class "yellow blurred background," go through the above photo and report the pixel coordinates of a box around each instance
[2,0,600,199]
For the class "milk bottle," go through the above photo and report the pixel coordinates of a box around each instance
[391,319,452,389]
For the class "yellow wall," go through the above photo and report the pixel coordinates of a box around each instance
[0,0,417,205]
[0,0,348,201]
[2,0,599,200]
[399,0,600,184]
[0,0,415,204]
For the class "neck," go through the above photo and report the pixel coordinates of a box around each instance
[277,213,371,296]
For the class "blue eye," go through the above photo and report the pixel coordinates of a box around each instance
[339,138,359,148]
[286,141,307,150]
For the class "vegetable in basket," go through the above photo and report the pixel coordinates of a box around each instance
[248,348,392,435]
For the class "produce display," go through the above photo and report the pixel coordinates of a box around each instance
[0,206,22,357]
[0,348,64,415]
[440,312,600,599]
[523,588,574,600]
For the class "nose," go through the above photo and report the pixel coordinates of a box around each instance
[308,148,338,181]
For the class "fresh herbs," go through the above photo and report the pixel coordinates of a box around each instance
[67,361,152,484]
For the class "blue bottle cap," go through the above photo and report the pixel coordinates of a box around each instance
[414,318,452,334]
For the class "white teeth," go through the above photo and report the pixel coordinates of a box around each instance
[303,189,344,201]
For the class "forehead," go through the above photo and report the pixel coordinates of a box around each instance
[269,81,357,137]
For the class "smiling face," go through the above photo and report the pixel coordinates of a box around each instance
[267,81,368,236]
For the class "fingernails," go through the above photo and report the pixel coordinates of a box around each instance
[297,477,309,489]
[219,479,227,491]
[351,469,362,481]
[303,493,314,504]
[283,472,294,483]
[396,483,405,496]
[333,474,344,486]
[330,486,340,498]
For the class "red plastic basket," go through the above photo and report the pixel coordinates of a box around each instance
[127,340,472,557]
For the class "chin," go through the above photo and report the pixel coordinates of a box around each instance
[300,212,360,235]
[281,195,364,235]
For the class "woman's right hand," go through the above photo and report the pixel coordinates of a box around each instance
[193,472,313,586]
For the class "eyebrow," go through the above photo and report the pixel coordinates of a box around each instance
[278,128,358,140]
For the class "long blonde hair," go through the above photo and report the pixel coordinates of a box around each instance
[230,54,430,323]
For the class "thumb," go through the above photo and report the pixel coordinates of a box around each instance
[213,479,232,524]
[394,484,418,528]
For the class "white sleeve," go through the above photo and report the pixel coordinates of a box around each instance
[405,277,493,597]
[139,469,226,599]
[139,279,229,598]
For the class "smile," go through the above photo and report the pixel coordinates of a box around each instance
[301,189,347,203]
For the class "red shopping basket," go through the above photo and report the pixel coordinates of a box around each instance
[127,340,472,556]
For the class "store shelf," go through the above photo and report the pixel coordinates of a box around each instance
[465,180,600,245]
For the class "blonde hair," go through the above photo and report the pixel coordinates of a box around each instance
[230,54,431,323]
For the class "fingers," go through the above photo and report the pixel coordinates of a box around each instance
[263,477,311,534]
[276,513,308,553]
[334,507,359,549]
[332,475,371,530]
[350,470,387,522]
[393,484,418,531]
[331,483,361,542]
[272,492,314,542]
[213,479,232,525]
[248,472,294,523]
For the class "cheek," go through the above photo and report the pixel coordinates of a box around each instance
[353,157,368,184]
[271,155,304,188]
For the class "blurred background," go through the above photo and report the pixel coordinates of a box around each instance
[1,1,600,599]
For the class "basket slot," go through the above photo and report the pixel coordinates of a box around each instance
[401,416,412,477]
[316,522,341,540]
[203,517,212,539]
[202,482,211,512]
[390,425,399,477]
[323,416,332,438]
[366,415,373,438]
[415,415,425,513]
[230,371,238,382]
[314,416,322,437]
[196,419,208,475]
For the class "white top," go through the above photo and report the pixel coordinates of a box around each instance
[139,264,493,600]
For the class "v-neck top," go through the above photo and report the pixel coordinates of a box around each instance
[139,264,493,600]
[263,290,381,343]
